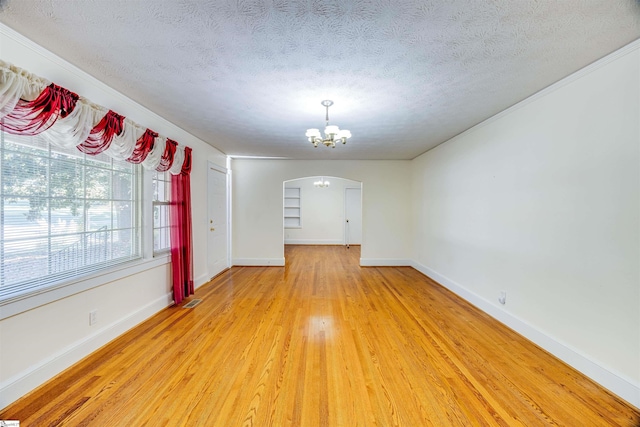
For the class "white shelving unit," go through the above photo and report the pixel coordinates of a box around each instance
[284,187,301,228]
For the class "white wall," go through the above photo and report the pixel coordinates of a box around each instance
[0,25,227,408]
[232,160,411,266]
[411,43,640,407]
[284,177,360,244]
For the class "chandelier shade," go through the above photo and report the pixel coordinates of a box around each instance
[306,100,351,148]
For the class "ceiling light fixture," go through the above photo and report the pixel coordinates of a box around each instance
[314,177,330,188]
[305,100,351,148]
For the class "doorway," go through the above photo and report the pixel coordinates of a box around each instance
[283,176,362,257]
[344,187,362,246]
[207,162,229,279]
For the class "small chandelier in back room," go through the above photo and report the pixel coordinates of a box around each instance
[305,100,351,148]
[314,177,330,188]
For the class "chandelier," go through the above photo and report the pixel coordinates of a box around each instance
[305,100,351,148]
[314,177,330,188]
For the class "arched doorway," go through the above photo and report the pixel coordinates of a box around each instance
[283,176,362,258]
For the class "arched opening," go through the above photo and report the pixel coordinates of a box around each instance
[283,176,362,261]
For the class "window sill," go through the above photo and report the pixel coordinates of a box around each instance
[0,254,171,321]
[153,248,171,257]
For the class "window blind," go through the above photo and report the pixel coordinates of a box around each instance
[0,130,141,301]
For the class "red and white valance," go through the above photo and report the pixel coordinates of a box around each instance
[0,58,196,304]
[0,59,192,175]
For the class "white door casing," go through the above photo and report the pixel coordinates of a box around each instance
[207,162,229,279]
[345,187,362,245]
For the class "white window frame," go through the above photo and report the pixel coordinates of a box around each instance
[152,170,171,255]
[0,130,168,320]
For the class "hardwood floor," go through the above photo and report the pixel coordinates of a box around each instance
[2,245,638,426]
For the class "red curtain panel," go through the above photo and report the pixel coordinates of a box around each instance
[170,146,194,304]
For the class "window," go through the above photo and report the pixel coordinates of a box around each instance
[152,170,171,254]
[0,130,141,301]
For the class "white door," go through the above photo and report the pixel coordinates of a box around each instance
[207,163,228,279]
[344,187,362,245]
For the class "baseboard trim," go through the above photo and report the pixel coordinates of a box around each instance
[360,258,411,267]
[410,260,640,409]
[232,258,285,267]
[0,292,173,410]
[194,273,210,289]
[284,239,343,245]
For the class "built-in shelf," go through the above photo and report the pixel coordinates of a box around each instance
[284,187,301,228]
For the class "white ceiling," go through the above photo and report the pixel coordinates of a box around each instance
[1,1,639,160]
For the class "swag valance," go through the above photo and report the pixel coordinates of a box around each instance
[0,58,194,304]
[0,59,192,175]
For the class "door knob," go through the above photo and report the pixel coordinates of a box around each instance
[210,227,215,231]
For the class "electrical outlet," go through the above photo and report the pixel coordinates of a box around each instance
[498,291,506,305]
[89,310,98,325]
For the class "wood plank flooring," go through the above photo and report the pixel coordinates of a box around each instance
[2,245,639,426]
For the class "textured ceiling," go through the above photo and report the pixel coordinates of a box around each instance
[1,1,639,160]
